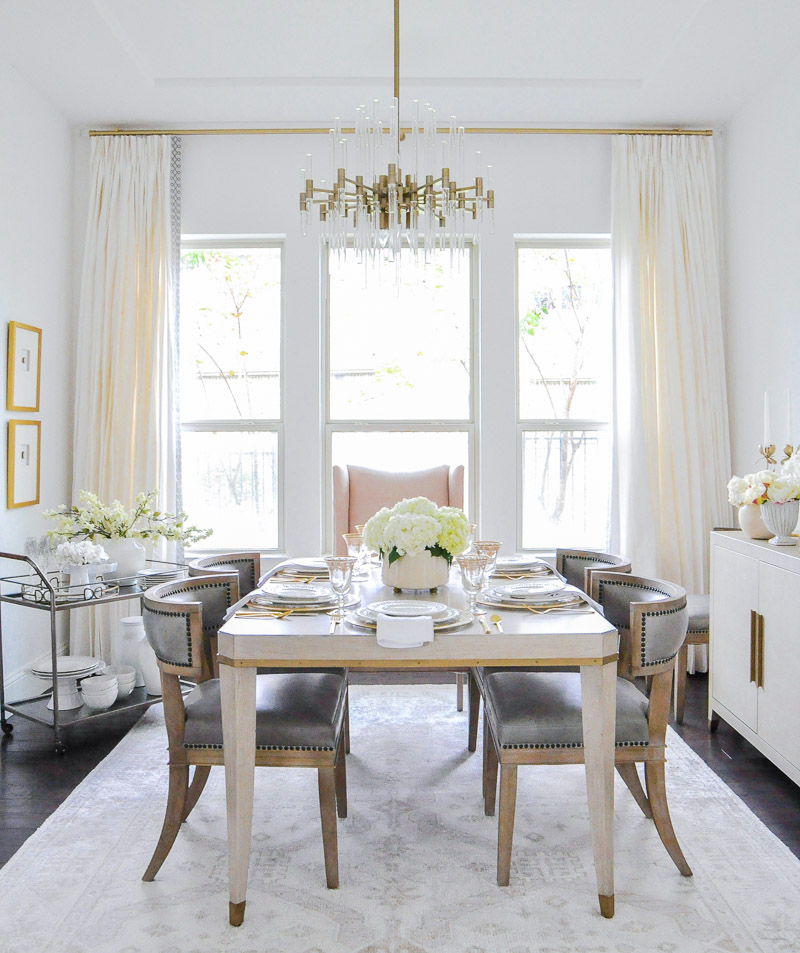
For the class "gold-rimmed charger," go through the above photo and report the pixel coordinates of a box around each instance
[477,591,585,611]
[345,609,473,631]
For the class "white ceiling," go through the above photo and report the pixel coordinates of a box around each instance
[1,0,797,127]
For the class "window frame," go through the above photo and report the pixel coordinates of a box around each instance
[179,236,286,554]
[322,245,480,551]
[514,235,612,553]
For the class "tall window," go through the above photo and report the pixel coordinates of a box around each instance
[326,249,475,539]
[179,241,282,550]
[517,240,612,550]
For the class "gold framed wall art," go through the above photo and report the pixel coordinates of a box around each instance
[7,419,41,508]
[7,321,42,412]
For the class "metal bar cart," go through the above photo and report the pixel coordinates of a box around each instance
[0,551,188,754]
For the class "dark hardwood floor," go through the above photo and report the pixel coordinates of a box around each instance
[1,672,798,867]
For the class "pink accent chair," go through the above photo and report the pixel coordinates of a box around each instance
[333,464,464,555]
[332,463,468,714]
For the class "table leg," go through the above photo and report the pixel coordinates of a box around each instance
[580,661,616,918]
[220,662,257,926]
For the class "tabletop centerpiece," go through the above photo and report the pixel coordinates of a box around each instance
[728,467,800,545]
[44,489,213,579]
[364,497,470,591]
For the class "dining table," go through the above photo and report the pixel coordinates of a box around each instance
[217,562,620,926]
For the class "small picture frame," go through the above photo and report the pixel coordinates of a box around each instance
[7,321,42,412]
[7,420,41,508]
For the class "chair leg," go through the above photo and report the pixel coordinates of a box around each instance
[343,689,351,755]
[456,672,465,711]
[317,767,340,888]
[616,763,652,818]
[673,644,689,724]
[182,765,212,822]
[497,764,518,886]
[468,671,481,752]
[644,761,692,876]
[334,737,348,819]
[142,762,190,882]
[484,733,499,817]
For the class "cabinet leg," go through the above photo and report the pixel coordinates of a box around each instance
[708,712,720,732]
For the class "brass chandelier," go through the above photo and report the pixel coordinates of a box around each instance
[299,0,494,260]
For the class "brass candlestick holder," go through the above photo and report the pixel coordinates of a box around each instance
[759,444,777,466]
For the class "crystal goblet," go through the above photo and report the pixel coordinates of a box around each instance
[455,553,488,617]
[342,533,365,574]
[474,540,501,588]
[324,555,357,621]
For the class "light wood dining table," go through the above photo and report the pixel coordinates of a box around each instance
[217,566,619,926]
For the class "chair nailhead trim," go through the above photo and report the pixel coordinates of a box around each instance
[500,740,649,750]
[147,581,235,666]
[596,578,684,668]
[640,604,686,666]
[184,743,335,751]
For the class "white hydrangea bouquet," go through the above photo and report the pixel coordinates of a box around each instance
[364,496,469,589]
[53,540,108,570]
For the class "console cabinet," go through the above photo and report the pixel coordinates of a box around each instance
[710,531,800,786]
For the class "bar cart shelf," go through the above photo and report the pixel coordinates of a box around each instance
[0,551,189,754]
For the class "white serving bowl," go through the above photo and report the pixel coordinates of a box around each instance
[82,686,118,710]
[102,664,136,698]
[81,674,118,694]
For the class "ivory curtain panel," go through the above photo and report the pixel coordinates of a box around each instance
[71,135,179,657]
[611,135,731,597]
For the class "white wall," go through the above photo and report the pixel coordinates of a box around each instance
[0,63,74,697]
[178,131,611,556]
[722,57,800,481]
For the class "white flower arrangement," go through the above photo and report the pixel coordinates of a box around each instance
[53,540,108,570]
[364,497,470,565]
[727,467,800,506]
[44,489,212,545]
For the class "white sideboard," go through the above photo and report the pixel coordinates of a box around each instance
[710,530,800,786]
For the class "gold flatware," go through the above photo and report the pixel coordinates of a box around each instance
[476,613,492,634]
[489,613,504,632]
[328,615,338,634]
[235,608,296,620]
[524,604,593,615]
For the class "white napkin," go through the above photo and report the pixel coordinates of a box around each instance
[376,613,434,648]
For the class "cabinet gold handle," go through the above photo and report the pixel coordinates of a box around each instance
[757,612,765,689]
[749,610,757,684]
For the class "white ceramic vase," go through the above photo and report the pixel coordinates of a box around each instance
[381,550,450,591]
[738,503,771,540]
[760,500,800,546]
[114,616,147,687]
[138,639,162,695]
[101,537,147,581]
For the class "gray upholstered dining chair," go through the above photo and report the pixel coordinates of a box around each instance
[673,593,710,723]
[555,548,632,594]
[189,550,262,595]
[480,571,691,887]
[140,574,348,893]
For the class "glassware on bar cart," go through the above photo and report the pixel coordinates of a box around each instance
[473,540,501,588]
[324,555,357,621]
[455,553,488,617]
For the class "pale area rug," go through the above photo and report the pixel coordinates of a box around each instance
[1,685,799,953]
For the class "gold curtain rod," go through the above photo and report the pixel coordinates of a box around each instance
[88,126,713,137]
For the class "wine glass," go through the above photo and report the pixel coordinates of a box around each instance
[474,540,501,589]
[456,553,488,617]
[324,555,357,621]
[342,533,365,574]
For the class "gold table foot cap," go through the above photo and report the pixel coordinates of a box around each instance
[599,894,615,919]
[229,900,246,926]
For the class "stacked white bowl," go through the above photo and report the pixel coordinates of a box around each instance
[102,664,137,698]
[80,673,118,710]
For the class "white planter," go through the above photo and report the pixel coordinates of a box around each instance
[760,500,800,546]
[101,538,147,581]
[738,503,771,540]
[381,550,450,591]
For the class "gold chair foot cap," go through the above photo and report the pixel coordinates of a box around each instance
[229,900,246,926]
[599,894,614,918]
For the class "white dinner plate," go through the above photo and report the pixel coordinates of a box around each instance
[480,588,582,608]
[494,555,548,571]
[368,599,450,619]
[285,558,328,571]
[265,584,333,603]
[356,604,459,625]
[498,581,566,600]
[30,655,104,677]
